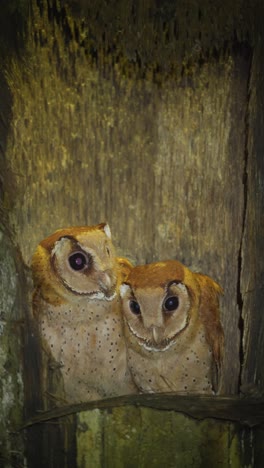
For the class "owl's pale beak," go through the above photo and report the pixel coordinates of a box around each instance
[98,270,117,297]
[151,326,164,344]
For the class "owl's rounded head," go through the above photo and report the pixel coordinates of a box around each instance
[120,260,223,359]
[32,223,118,305]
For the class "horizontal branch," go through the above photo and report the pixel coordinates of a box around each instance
[23,393,264,429]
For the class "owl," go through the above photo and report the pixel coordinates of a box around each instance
[120,260,224,395]
[31,223,137,407]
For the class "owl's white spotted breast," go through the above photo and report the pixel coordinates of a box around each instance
[38,295,135,402]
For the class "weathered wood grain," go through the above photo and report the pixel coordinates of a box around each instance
[23,393,264,428]
[22,399,261,467]
[240,32,264,393]
[0,233,25,466]
[5,0,252,396]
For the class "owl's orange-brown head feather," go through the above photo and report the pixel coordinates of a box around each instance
[31,223,123,307]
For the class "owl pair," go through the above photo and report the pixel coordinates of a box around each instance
[31,223,224,406]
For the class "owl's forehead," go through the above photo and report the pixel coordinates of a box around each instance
[128,260,186,289]
[40,224,111,252]
[75,229,111,249]
[134,286,165,304]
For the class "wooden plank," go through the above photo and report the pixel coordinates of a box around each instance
[240,30,264,393]
[23,394,264,428]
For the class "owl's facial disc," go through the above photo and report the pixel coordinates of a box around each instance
[124,282,191,351]
[52,237,117,300]
[67,251,116,300]
[66,264,116,300]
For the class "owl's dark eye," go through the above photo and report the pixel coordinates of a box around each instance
[163,296,179,312]
[68,251,89,271]
[129,300,141,315]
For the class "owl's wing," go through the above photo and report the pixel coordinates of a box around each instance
[195,273,224,393]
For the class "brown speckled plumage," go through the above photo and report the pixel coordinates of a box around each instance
[120,260,224,395]
[32,223,137,406]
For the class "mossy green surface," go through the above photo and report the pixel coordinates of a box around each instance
[0,232,24,467]
[76,407,251,468]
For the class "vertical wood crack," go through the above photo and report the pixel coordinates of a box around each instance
[237,47,253,393]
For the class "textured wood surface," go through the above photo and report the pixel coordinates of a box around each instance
[5,0,253,395]
[23,393,264,428]
[0,0,264,466]
[240,34,264,393]
[75,408,247,468]
[22,400,260,468]
[0,233,25,467]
